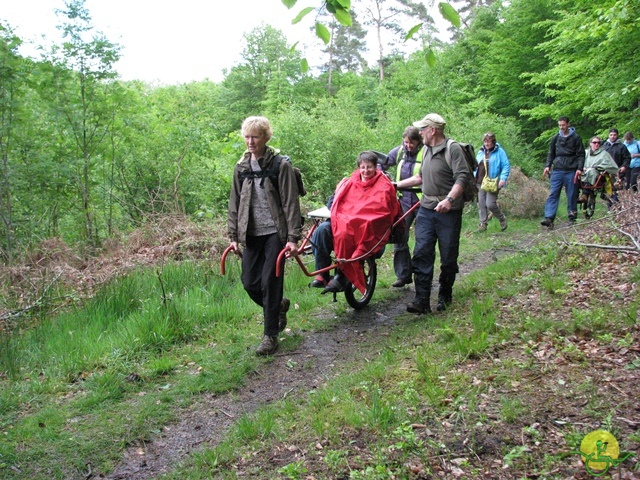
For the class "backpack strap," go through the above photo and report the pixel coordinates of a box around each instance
[443,139,454,170]
[395,148,405,182]
[271,154,283,188]
[238,155,282,189]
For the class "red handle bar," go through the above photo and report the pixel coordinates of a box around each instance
[220,245,241,275]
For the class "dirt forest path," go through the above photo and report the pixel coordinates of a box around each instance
[104,231,547,479]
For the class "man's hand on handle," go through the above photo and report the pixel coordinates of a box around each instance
[573,170,582,184]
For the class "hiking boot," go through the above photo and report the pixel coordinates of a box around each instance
[256,335,278,356]
[322,274,346,294]
[499,217,508,231]
[310,275,328,288]
[436,297,451,312]
[391,278,412,288]
[406,301,431,315]
[278,297,290,332]
[478,223,487,232]
[540,218,554,228]
[568,212,577,224]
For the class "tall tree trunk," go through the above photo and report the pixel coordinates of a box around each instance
[0,149,13,265]
[376,20,384,82]
[327,24,335,90]
[80,70,96,247]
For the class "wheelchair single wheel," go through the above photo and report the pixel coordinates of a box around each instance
[344,257,377,310]
[584,192,596,219]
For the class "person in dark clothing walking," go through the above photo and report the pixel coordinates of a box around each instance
[541,116,585,229]
[602,128,630,197]
[379,126,423,288]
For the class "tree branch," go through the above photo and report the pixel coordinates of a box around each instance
[0,271,64,322]
[611,221,640,251]
[565,240,639,254]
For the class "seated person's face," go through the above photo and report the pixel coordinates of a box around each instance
[359,160,377,181]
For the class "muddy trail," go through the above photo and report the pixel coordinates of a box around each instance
[105,232,543,480]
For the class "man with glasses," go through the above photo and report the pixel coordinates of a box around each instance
[395,113,469,314]
[541,116,585,228]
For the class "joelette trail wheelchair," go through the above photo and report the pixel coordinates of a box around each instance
[222,192,419,310]
[578,167,614,219]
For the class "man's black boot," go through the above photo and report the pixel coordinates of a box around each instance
[436,296,451,312]
[407,300,431,315]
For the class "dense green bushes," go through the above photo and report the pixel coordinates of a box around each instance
[2,0,638,259]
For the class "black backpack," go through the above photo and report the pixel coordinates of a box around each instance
[444,139,478,203]
[238,154,306,197]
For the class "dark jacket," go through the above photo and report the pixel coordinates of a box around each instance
[228,146,302,246]
[382,144,423,209]
[545,128,585,171]
[602,140,631,169]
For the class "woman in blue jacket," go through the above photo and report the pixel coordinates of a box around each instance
[623,131,640,192]
[475,132,511,231]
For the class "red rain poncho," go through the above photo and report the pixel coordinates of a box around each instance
[330,169,400,293]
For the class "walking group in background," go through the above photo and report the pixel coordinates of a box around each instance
[226,113,637,356]
[541,116,638,229]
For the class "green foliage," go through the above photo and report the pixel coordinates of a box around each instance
[320,10,369,77]
[315,22,331,44]
[525,0,640,135]
[500,397,525,423]
[220,24,303,129]
[278,461,309,479]
[3,0,638,257]
[464,0,556,148]
[271,95,377,201]
[39,0,123,247]
[0,24,28,263]
[439,2,461,28]
[292,7,315,24]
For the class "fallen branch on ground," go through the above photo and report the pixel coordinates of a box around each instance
[0,270,63,322]
[566,241,639,254]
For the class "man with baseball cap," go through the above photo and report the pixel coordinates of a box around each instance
[395,113,469,314]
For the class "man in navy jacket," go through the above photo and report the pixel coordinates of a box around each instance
[541,116,585,229]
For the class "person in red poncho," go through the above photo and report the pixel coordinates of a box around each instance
[315,151,401,295]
